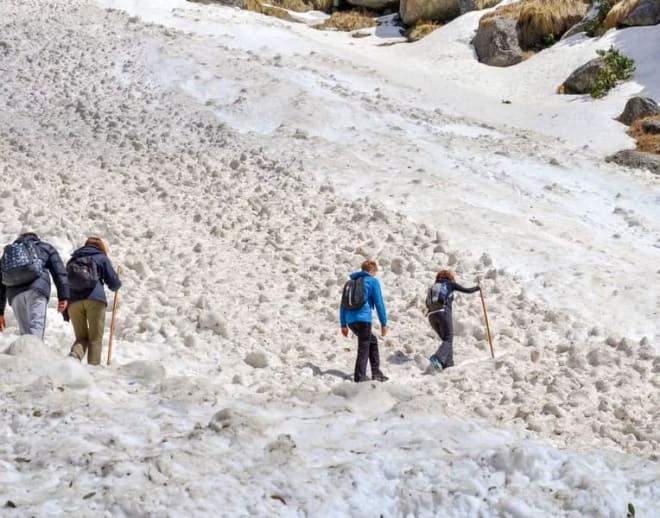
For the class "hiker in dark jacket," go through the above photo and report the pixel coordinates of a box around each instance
[426,269,480,370]
[339,260,389,382]
[0,232,69,340]
[66,237,121,365]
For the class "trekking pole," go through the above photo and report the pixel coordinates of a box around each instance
[107,266,121,366]
[477,278,495,359]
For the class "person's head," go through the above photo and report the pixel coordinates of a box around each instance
[435,269,455,283]
[85,236,108,255]
[361,259,378,276]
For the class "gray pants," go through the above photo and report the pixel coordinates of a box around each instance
[429,310,454,369]
[11,289,48,340]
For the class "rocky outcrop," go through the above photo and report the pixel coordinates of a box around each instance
[472,17,523,67]
[620,0,660,27]
[606,150,660,175]
[560,58,606,95]
[616,96,660,125]
[400,0,460,26]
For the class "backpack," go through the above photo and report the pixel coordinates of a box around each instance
[66,255,100,291]
[426,280,450,312]
[1,240,44,287]
[341,276,366,310]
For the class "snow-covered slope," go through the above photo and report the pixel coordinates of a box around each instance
[0,0,658,515]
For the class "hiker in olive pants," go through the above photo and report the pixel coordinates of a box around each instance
[69,300,107,365]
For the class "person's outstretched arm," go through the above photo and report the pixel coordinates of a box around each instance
[450,281,480,294]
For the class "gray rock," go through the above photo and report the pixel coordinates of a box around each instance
[606,150,660,175]
[400,0,460,26]
[561,57,606,95]
[244,351,269,368]
[642,119,660,134]
[473,16,524,67]
[620,0,660,27]
[616,96,660,125]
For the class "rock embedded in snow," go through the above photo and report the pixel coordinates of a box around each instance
[400,0,460,26]
[472,16,524,67]
[244,351,269,368]
[620,0,660,27]
[615,96,660,126]
[606,150,660,175]
[560,58,606,95]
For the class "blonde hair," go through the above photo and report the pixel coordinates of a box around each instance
[85,236,108,255]
[361,260,378,273]
[435,269,455,283]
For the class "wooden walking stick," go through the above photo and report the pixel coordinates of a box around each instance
[478,278,495,359]
[107,266,121,366]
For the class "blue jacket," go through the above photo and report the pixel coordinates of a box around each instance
[67,246,121,305]
[339,271,387,328]
[0,233,69,315]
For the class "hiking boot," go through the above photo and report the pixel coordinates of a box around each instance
[68,351,80,361]
[429,355,443,371]
[372,373,389,382]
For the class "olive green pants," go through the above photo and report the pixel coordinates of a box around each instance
[69,300,107,365]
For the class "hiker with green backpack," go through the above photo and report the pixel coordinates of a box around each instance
[65,237,121,365]
[0,232,69,340]
[339,260,389,382]
[426,269,480,371]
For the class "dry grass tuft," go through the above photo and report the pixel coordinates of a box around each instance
[406,20,441,42]
[309,0,332,12]
[480,0,589,49]
[269,0,312,12]
[314,10,377,31]
[242,0,310,17]
[629,115,660,154]
[602,0,639,30]
[475,0,502,9]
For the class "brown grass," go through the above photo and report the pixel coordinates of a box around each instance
[480,0,589,49]
[309,0,332,12]
[475,0,502,9]
[243,0,310,17]
[629,115,660,154]
[406,20,441,42]
[314,10,377,31]
[602,0,639,30]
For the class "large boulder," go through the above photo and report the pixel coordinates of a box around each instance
[606,150,660,175]
[616,96,660,125]
[400,0,460,26]
[620,0,660,27]
[473,16,524,67]
[560,57,606,95]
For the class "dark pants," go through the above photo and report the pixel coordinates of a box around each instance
[348,322,383,382]
[428,310,454,368]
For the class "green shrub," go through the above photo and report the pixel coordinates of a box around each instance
[585,0,614,36]
[590,46,635,98]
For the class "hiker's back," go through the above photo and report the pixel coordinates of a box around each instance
[1,238,45,287]
[426,280,452,312]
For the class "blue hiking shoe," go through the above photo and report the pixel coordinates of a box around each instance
[429,355,443,371]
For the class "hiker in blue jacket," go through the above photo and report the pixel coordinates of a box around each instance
[426,269,480,370]
[340,260,389,382]
[0,232,69,340]
[66,237,121,365]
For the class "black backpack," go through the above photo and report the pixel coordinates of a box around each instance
[426,280,451,312]
[67,255,100,291]
[1,240,44,286]
[341,276,365,310]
